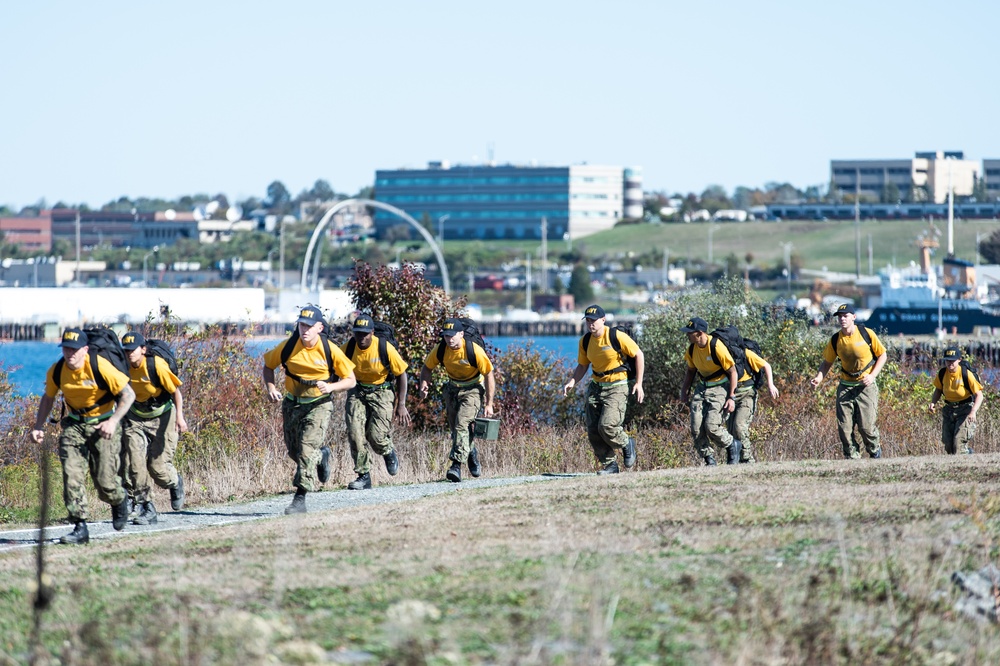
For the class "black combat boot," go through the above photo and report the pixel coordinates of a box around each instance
[467,447,481,478]
[446,461,462,483]
[348,473,372,490]
[112,499,129,531]
[597,459,620,475]
[170,474,185,511]
[134,501,158,525]
[870,448,882,459]
[704,454,718,466]
[726,440,743,465]
[623,437,637,469]
[60,521,89,545]
[284,488,307,515]
[317,446,332,484]
[384,450,399,476]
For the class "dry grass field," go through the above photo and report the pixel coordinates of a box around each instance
[2,451,998,665]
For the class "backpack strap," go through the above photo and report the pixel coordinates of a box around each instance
[378,336,390,370]
[699,336,726,381]
[53,358,65,388]
[962,363,972,394]
[146,355,162,390]
[281,332,334,386]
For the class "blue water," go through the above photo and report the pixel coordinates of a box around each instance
[0,336,580,397]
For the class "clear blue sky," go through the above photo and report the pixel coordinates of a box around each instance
[2,1,998,210]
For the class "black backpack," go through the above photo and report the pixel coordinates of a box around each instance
[344,318,405,378]
[582,324,637,381]
[54,324,131,410]
[436,317,487,370]
[937,358,982,395]
[280,317,337,387]
[742,337,765,390]
[144,339,179,391]
[830,324,876,379]
[689,324,748,384]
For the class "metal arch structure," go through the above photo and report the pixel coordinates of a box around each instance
[299,198,450,295]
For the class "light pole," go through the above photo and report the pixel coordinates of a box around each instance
[780,241,793,296]
[707,224,720,265]
[438,214,451,251]
[266,249,277,286]
[142,245,159,286]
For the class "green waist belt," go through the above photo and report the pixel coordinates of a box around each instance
[68,410,113,425]
[130,400,173,419]
[449,377,482,388]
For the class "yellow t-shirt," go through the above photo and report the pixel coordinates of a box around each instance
[933,364,983,403]
[45,354,131,419]
[423,340,493,383]
[739,348,768,383]
[822,326,886,381]
[340,336,408,385]
[577,327,640,383]
[263,337,356,399]
[685,335,735,383]
[129,355,182,404]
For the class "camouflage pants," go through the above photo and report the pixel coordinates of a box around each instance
[942,402,976,454]
[58,417,126,521]
[728,383,757,463]
[690,382,735,459]
[282,397,334,492]
[443,382,482,463]
[121,405,180,503]
[585,380,630,465]
[346,385,395,474]
[836,381,881,459]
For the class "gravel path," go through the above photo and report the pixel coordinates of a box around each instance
[0,473,582,553]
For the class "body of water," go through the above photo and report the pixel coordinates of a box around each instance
[0,336,581,397]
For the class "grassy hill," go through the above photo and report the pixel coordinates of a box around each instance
[441,218,1000,275]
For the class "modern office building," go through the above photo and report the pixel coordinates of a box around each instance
[831,151,978,204]
[374,162,642,240]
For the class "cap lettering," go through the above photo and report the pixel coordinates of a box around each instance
[64,332,79,341]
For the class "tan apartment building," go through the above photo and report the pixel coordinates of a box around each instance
[831,151,978,204]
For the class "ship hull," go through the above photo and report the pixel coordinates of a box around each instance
[865,306,1000,335]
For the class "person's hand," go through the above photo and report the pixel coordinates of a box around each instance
[30,429,45,444]
[928,402,937,414]
[861,373,877,387]
[810,373,823,387]
[483,404,494,418]
[632,382,644,404]
[394,405,412,427]
[419,381,429,399]
[563,379,575,396]
[96,419,118,439]
[969,411,977,422]
[768,384,779,400]
[266,385,283,403]
[724,397,735,413]
[176,415,189,433]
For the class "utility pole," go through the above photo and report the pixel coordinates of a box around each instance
[75,211,81,284]
[661,247,669,287]
[855,168,861,278]
[540,217,548,294]
[278,218,285,291]
[525,254,532,310]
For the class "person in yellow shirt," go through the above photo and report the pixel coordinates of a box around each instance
[120,331,187,525]
[679,317,742,465]
[928,346,983,455]
[262,306,357,514]
[728,346,780,463]
[810,303,887,459]
[341,315,410,490]
[418,318,495,483]
[563,304,644,474]
[30,327,135,544]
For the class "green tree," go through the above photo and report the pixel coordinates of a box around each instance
[568,263,594,303]
[979,229,1000,264]
[309,179,335,201]
[266,181,291,213]
[882,182,900,204]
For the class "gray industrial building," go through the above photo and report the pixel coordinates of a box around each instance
[374,162,643,240]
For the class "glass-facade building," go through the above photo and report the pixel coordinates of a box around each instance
[374,162,641,240]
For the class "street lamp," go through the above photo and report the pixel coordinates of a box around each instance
[143,245,159,286]
[707,224,720,265]
[437,214,451,250]
[780,241,793,296]
[266,249,277,286]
